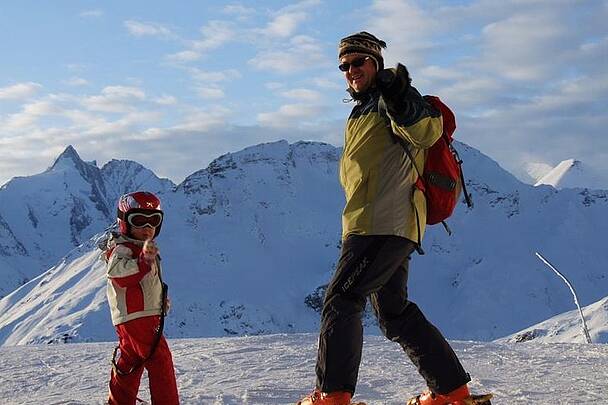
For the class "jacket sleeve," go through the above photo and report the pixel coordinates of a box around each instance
[382,86,442,149]
[106,244,152,288]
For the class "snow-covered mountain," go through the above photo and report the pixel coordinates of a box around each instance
[2,333,607,404]
[500,295,608,344]
[531,158,605,190]
[0,145,174,297]
[1,140,608,346]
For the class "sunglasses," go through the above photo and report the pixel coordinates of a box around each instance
[338,56,370,72]
[127,212,163,228]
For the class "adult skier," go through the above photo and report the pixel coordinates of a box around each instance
[296,31,483,405]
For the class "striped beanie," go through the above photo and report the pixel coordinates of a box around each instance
[338,31,387,70]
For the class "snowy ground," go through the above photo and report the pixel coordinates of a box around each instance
[0,333,606,405]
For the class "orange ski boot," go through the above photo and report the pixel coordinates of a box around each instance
[406,384,492,405]
[296,389,352,405]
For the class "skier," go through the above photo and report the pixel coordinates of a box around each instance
[102,191,179,405]
[296,32,482,405]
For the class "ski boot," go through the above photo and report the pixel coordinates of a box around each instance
[296,389,352,405]
[406,384,493,405]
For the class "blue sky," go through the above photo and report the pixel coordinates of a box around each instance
[0,0,606,186]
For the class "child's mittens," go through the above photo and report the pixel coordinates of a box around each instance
[142,239,159,263]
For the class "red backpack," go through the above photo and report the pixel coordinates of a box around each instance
[384,95,473,236]
[416,96,472,227]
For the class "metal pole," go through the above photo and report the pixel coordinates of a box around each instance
[535,252,592,343]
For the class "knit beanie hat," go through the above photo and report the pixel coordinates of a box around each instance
[338,31,387,71]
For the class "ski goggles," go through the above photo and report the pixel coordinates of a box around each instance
[338,56,370,72]
[127,212,163,228]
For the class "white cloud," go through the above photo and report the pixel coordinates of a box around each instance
[124,20,174,39]
[63,77,89,87]
[367,0,436,68]
[154,95,178,105]
[197,87,225,99]
[260,12,307,38]
[0,82,43,100]
[79,9,103,18]
[82,86,146,112]
[2,99,63,130]
[189,69,241,83]
[265,82,284,91]
[479,11,572,81]
[222,4,256,19]
[312,77,343,90]
[165,20,236,64]
[170,107,231,132]
[257,103,323,128]
[249,35,328,74]
[279,89,323,102]
[192,21,236,52]
[166,50,202,63]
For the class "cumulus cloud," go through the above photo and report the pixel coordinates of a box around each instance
[257,103,324,128]
[195,21,236,50]
[196,87,225,99]
[222,4,256,20]
[260,12,308,38]
[82,86,146,112]
[124,20,175,39]
[0,82,43,100]
[249,35,328,74]
[154,95,178,105]
[164,20,236,64]
[166,50,202,63]
[279,89,323,102]
[188,68,241,83]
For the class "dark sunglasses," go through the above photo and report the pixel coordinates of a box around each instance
[127,212,163,228]
[338,56,370,72]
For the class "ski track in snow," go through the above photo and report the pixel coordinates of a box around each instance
[0,334,607,404]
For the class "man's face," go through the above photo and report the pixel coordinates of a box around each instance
[340,53,377,93]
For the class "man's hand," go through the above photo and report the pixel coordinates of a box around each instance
[142,239,159,263]
[376,63,411,106]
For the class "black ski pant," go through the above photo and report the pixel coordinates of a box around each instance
[315,234,470,395]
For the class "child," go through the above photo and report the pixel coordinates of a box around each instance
[102,191,179,405]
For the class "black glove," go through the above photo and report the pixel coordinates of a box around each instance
[376,63,411,107]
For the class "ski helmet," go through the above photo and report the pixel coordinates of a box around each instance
[116,191,163,237]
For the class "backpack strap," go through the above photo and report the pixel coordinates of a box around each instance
[379,99,425,254]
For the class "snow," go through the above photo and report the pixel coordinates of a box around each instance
[0,333,606,404]
[500,295,608,344]
[1,141,608,403]
[534,159,605,190]
[524,162,553,183]
[2,140,608,346]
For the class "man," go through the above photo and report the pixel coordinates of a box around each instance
[297,32,473,405]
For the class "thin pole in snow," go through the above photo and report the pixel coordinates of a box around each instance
[535,252,592,344]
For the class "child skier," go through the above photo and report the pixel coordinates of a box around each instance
[102,191,179,405]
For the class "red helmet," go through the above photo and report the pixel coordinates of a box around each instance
[116,191,163,237]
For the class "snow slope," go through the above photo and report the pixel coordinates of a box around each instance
[0,145,173,297]
[1,140,608,345]
[534,159,605,189]
[0,333,606,404]
[500,295,608,344]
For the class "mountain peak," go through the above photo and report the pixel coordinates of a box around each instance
[534,158,599,189]
[50,145,84,170]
